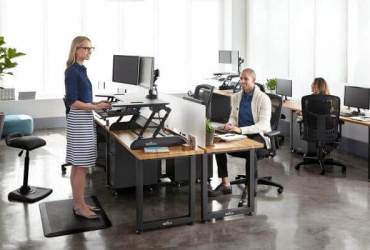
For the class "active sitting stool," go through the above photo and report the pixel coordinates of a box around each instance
[6,133,52,203]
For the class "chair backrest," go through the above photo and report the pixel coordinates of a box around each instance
[255,82,266,93]
[190,84,214,118]
[267,93,283,131]
[301,94,340,143]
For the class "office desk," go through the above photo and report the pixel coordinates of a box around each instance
[281,100,301,151]
[282,99,370,181]
[109,128,203,233]
[200,138,264,221]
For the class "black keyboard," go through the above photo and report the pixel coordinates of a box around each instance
[130,136,187,149]
[340,112,353,117]
[96,108,125,118]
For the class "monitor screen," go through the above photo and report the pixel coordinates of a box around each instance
[219,50,239,65]
[276,79,292,97]
[112,55,140,85]
[139,57,154,90]
[344,86,370,110]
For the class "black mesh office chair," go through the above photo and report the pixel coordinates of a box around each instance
[230,93,284,195]
[295,94,346,175]
[183,84,215,119]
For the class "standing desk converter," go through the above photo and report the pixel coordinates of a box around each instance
[200,138,264,221]
[109,129,203,233]
[283,99,370,181]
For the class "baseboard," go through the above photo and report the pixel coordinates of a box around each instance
[338,137,368,160]
[34,117,66,129]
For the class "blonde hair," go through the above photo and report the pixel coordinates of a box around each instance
[241,68,256,82]
[66,36,91,68]
[312,77,330,95]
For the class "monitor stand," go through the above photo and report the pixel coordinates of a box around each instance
[351,108,364,116]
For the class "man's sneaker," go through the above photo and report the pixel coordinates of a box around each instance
[208,184,232,197]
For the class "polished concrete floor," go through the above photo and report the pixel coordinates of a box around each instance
[1,128,370,250]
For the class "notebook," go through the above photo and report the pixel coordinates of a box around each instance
[144,147,170,153]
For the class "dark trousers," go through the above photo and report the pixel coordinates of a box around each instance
[215,134,265,178]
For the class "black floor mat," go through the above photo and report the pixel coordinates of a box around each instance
[39,196,111,237]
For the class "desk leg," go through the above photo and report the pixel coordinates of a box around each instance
[136,160,144,233]
[201,154,208,222]
[248,150,256,214]
[290,110,294,151]
[189,156,196,221]
[368,127,370,181]
[105,130,110,186]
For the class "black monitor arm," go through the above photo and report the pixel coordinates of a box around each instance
[146,69,160,100]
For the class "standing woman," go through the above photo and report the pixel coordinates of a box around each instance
[64,36,111,219]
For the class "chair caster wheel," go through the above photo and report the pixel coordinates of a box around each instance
[295,165,300,170]
[277,188,283,194]
[320,170,326,175]
[238,199,246,207]
[342,167,346,173]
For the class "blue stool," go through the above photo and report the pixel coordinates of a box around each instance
[3,114,34,137]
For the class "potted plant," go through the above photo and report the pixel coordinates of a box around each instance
[0,36,25,91]
[265,78,277,93]
[205,119,215,146]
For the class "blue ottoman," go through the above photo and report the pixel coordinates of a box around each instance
[2,114,34,137]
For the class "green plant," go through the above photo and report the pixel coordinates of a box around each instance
[0,36,26,77]
[205,119,214,133]
[266,78,277,91]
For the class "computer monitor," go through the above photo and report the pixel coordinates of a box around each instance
[139,57,157,99]
[112,55,140,85]
[218,50,239,64]
[276,79,292,100]
[139,57,154,89]
[344,86,370,115]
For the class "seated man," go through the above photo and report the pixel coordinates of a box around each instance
[209,68,272,197]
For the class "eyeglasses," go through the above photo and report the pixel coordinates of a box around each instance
[78,46,95,52]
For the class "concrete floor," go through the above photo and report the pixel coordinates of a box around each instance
[1,128,370,250]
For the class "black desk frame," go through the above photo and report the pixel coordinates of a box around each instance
[201,150,256,221]
[135,156,196,233]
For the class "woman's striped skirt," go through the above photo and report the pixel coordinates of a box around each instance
[66,108,97,167]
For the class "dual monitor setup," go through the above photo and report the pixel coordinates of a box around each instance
[218,50,244,75]
[273,79,370,116]
[112,55,158,99]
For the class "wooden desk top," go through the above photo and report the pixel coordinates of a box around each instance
[281,99,370,127]
[213,89,235,97]
[282,99,301,111]
[110,130,204,160]
[200,138,264,154]
[339,117,370,127]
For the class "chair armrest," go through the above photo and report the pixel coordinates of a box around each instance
[297,119,303,136]
[264,130,280,137]
[182,96,205,105]
[263,130,280,157]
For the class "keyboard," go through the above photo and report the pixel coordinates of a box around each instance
[215,126,237,134]
[340,112,352,117]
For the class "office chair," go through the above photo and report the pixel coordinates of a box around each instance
[230,93,284,197]
[184,84,215,119]
[295,95,346,175]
